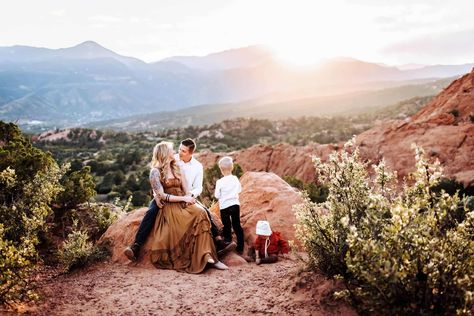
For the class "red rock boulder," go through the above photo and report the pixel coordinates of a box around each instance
[238,171,304,248]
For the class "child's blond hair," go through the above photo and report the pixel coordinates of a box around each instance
[218,156,234,173]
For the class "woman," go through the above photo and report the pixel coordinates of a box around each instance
[149,141,227,273]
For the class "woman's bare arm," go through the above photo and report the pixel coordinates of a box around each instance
[150,168,165,207]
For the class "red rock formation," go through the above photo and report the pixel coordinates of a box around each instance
[356,68,474,187]
[198,143,335,183]
[99,171,303,267]
[199,69,474,188]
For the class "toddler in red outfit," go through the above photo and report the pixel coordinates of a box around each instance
[247,220,289,264]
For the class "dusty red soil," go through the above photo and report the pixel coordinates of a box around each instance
[5,255,356,316]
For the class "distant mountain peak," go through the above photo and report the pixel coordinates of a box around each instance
[66,40,114,55]
[74,40,104,48]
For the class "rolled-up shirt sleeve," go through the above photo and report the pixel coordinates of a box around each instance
[214,180,221,199]
[190,163,203,197]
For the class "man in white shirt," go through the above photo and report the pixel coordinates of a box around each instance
[175,139,235,255]
[174,144,203,199]
[124,138,234,261]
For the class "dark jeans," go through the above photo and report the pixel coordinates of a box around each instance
[134,199,160,247]
[134,199,220,247]
[220,204,244,252]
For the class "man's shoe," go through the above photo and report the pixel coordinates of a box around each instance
[124,243,140,261]
[213,261,229,270]
[217,241,237,256]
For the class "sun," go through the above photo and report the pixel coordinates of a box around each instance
[252,2,345,67]
[269,44,328,67]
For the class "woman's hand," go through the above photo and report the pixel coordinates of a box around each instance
[182,196,196,204]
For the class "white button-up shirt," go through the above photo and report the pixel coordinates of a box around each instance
[174,154,204,197]
[214,175,241,210]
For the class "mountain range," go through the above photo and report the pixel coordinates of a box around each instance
[0,41,473,131]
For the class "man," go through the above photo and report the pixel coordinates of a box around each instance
[124,138,235,261]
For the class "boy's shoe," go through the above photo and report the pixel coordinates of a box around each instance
[124,243,140,261]
[213,261,229,270]
[217,241,237,256]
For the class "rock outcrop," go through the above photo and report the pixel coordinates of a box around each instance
[237,172,304,246]
[200,69,474,188]
[99,171,303,268]
[356,68,474,187]
[198,143,335,183]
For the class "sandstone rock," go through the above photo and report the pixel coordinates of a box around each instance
[198,143,335,183]
[221,252,248,266]
[357,68,474,187]
[99,207,155,268]
[238,171,304,247]
[99,171,304,268]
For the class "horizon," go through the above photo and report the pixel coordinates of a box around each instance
[2,0,474,66]
[3,40,474,68]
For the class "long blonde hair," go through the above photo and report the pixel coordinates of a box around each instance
[151,141,180,180]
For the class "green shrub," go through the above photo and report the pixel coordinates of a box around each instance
[56,165,96,209]
[0,121,64,305]
[90,204,124,236]
[0,224,38,305]
[283,175,304,190]
[284,176,328,203]
[295,139,474,315]
[295,139,371,277]
[58,221,109,271]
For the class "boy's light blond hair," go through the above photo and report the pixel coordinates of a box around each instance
[218,156,234,172]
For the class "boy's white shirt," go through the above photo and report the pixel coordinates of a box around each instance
[173,153,203,197]
[214,174,241,209]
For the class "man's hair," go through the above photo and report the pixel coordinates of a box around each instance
[181,138,196,153]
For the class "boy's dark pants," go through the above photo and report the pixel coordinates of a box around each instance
[220,204,244,252]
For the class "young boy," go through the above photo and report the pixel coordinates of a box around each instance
[214,156,244,254]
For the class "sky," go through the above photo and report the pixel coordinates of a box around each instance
[1,0,474,66]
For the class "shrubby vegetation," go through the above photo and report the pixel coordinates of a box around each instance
[33,96,432,208]
[58,220,110,272]
[0,122,65,305]
[295,140,474,315]
[0,121,122,306]
[283,175,329,203]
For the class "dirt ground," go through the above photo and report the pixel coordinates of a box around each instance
[4,255,356,316]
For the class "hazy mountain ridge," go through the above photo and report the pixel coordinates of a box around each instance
[0,41,472,131]
[86,77,452,131]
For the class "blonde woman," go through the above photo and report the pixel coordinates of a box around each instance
[149,141,227,273]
